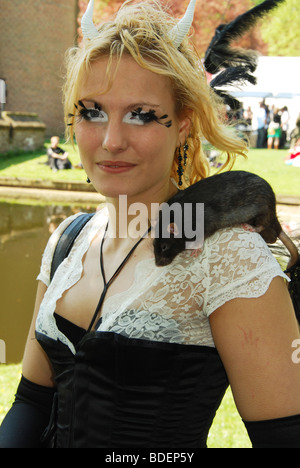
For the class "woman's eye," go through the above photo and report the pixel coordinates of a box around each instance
[123,111,145,126]
[80,108,108,122]
[123,108,157,126]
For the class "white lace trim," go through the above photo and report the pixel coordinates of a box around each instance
[36,209,108,353]
[36,211,289,354]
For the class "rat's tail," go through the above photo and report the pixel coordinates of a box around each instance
[278,230,300,325]
[279,230,299,270]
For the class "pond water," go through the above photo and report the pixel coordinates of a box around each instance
[0,201,95,363]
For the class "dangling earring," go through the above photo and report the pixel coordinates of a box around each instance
[183,142,189,166]
[177,146,184,187]
[86,177,91,184]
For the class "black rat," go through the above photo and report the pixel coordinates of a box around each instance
[153,170,299,269]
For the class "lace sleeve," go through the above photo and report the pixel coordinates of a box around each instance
[203,226,289,317]
[36,212,84,287]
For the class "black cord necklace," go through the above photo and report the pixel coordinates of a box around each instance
[87,221,151,332]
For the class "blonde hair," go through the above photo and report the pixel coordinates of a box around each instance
[63,0,247,187]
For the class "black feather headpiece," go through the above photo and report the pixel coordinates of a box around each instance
[210,65,257,110]
[204,0,285,109]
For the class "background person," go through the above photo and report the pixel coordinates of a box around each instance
[47,136,73,171]
[255,102,267,148]
[267,108,281,150]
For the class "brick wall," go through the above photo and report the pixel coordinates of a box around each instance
[0,0,78,137]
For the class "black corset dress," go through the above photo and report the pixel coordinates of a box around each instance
[34,214,289,448]
[36,315,229,448]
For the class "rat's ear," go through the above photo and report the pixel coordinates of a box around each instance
[167,223,179,236]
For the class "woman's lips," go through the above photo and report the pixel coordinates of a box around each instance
[97,161,136,174]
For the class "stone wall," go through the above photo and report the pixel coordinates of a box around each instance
[0,111,45,154]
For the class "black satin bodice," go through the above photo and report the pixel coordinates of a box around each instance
[36,324,228,448]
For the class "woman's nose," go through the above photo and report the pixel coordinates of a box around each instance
[102,119,128,153]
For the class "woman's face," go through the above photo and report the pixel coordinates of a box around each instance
[75,55,190,201]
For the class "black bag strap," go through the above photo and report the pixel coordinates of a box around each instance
[50,212,95,282]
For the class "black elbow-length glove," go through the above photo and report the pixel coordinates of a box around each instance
[244,414,300,448]
[0,375,55,448]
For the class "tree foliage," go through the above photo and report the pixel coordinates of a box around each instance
[260,0,300,56]
[78,0,284,56]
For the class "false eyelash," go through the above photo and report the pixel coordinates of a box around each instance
[78,100,102,113]
[67,102,79,126]
[78,100,86,109]
[67,101,103,126]
[131,107,172,128]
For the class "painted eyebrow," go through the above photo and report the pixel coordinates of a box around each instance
[78,100,161,112]
[125,103,161,111]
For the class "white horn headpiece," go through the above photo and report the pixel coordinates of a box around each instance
[81,0,196,47]
[168,0,197,47]
[81,0,99,40]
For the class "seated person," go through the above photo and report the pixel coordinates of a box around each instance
[47,136,72,171]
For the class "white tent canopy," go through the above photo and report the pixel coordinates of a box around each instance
[231,56,300,98]
[221,56,300,133]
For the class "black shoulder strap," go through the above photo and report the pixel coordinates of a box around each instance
[50,212,95,282]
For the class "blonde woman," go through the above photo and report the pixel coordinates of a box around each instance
[1,0,299,448]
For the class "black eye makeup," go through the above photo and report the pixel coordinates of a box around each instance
[128,107,173,128]
[79,101,108,122]
[68,101,107,126]
[68,102,172,128]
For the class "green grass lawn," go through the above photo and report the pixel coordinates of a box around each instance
[0,363,251,447]
[0,143,299,197]
[0,364,22,425]
[0,141,85,183]
[229,148,300,197]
